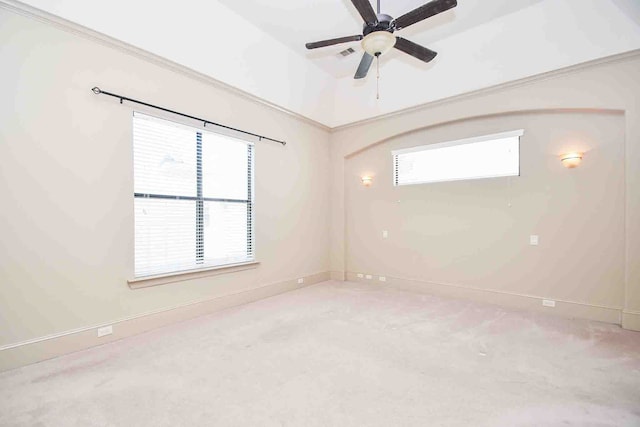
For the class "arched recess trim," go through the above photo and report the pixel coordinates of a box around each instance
[343,108,625,160]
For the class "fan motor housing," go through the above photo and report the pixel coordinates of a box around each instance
[363,14,395,36]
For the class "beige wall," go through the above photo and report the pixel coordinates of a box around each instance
[1,3,639,369]
[345,111,625,310]
[330,52,640,329]
[0,8,330,348]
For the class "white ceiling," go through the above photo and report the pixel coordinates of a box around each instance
[218,0,545,78]
[14,0,640,128]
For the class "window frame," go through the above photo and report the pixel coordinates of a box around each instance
[392,129,523,187]
[131,112,256,283]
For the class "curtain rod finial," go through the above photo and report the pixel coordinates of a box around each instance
[91,87,101,94]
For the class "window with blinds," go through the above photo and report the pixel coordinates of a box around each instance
[393,130,523,186]
[133,112,254,277]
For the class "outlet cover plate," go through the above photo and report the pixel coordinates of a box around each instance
[97,325,113,337]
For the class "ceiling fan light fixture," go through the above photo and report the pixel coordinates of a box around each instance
[304,0,457,80]
[361,31,396,56]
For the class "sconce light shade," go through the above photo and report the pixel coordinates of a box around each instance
[361,176,373,187]
[560,152,583,168]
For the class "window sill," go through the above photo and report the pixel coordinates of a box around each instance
[128,261,260,290]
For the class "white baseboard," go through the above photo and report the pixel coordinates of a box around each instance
[344,272,623,326]
[0,272,330,372]
[330,271,345,281]
[622,310,640,331]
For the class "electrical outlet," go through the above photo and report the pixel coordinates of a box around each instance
[97,325,113,338]
[357,273,364,278]
[542,299,556,308]
[378,276,386,282]
[530,235,539,246]
[365,274,372,280]
[297,278,304,284]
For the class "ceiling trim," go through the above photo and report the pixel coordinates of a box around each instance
[0,0,331,132]
[3,0,639,133]
[330,48,640,132]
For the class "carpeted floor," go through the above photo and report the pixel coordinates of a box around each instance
[1,280,639,426]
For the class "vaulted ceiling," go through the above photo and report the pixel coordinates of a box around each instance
[16,0,640,128]
[218,0,545,79]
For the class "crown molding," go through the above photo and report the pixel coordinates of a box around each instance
[2,0,639,132]
[330,48,640,132]
[0,0,331,132]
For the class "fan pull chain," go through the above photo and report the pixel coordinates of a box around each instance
[376,55,380,100]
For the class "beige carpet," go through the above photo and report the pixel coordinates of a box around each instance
[1,281,639,426]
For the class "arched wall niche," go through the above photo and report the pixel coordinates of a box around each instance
[341,108,628,324]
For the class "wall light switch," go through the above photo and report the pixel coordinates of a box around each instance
[382,230,388,239]
[530,235,539,246]
[97,325,113,338]
[297,278,304,284]
[365,274,372,280]
[378,276,386,282]
[357,273,364,278]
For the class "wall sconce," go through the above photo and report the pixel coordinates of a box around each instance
[560,152,583,168]
[361,176,373,187]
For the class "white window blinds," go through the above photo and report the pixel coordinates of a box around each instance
[392,130,523,186]
[133,112,254,277]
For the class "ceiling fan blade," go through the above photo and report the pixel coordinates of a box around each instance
[354,53,374,79]
[394,37,437,63]
[351,0,378,25]
[305,35,363,50]
[393,0,457,30]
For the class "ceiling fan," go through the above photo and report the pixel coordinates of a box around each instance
[305,0,457,79]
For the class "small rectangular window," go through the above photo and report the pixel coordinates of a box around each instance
[133,113,254,278]
[392,130,523,186]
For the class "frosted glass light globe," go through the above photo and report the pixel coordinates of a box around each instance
[361,31,396,56]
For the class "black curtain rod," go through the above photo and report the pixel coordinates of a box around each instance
[91,87,286,146]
